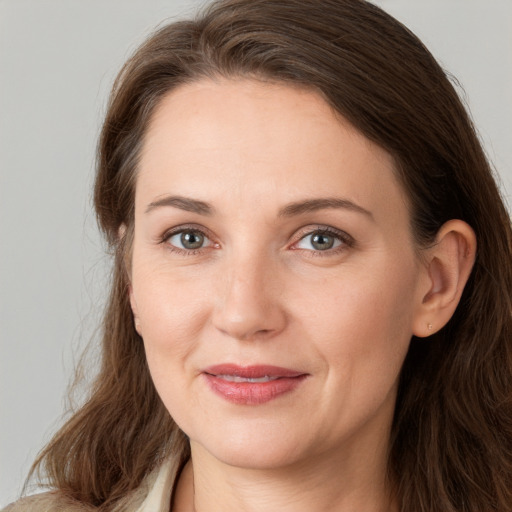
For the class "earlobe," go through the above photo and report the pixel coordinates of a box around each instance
[413,220,476,338]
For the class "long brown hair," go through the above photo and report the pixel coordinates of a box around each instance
[31,1,512,510]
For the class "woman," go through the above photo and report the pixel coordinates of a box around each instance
[5,0,512,510]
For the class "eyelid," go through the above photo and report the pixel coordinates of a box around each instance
[157,223,353,256]
[290,225,355,253]
[159,224,219,252]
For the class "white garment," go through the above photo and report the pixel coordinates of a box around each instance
[135,457,178,512]
[2,457,181,512]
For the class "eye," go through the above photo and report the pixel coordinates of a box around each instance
[294,228,351,252]
[166,229,212,250]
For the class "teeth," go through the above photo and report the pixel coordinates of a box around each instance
[217,374,279,383]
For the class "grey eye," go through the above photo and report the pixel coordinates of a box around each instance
[311,233,335,250]
[296,231,342,251]
[168,230,208,250]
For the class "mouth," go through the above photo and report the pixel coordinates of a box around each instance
[202,364,308,405]
[214,374,281,383]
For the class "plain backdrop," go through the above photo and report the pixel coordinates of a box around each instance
[1,0,511,506]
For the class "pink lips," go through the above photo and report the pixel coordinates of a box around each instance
[203,364,308,405]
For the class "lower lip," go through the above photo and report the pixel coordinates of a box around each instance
[203,374,307,405]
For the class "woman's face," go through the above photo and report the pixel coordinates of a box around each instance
[130,79,429,470]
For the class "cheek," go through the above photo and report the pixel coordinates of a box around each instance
[132,268,208,424]
[299,257,417,334]
[297,258,419,381]
[134,255,206,325]
[131,262,212,372]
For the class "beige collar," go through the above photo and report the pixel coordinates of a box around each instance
[135,457,181,512]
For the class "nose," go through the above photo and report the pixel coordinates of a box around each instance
[212,250,287,341]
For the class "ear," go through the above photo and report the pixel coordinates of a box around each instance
[412,220,476,338]
[120,223,141,335]
[129,284,143,336]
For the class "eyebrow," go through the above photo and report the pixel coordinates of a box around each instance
[278,197,373,219]
[144,194,372,219]
[145,195,214,215]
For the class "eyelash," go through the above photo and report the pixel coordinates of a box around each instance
[291,226,354,257]
[159,224,217,256]
[159,225,354,257]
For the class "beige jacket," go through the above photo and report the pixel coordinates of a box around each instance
[2,457,181,512]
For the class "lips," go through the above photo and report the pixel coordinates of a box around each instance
[202,364,308,405]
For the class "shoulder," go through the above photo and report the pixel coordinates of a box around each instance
[1,492,94,512]
[2,456,184,512]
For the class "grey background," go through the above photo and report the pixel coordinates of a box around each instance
[1,0,511,506]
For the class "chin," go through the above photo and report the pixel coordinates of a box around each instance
[188,421,311,470]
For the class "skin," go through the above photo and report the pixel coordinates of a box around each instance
[129,79,476,511]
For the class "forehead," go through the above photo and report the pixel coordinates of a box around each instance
[137,78,408,220]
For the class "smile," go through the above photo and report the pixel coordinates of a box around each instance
[202,364,308,405]
[216,375,280,383]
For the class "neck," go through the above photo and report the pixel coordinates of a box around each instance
[173,440,397,512]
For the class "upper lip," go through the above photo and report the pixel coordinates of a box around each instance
[203,364,307,379]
